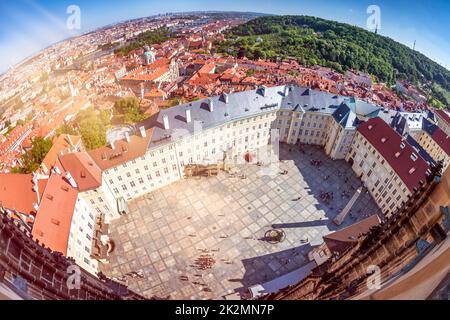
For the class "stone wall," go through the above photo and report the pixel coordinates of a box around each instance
[0,210,145,300]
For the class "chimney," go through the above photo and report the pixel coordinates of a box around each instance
[186,109,192,123]
[125,131,131,143]
[222,93,229,104]
[163,114,170,130]
[65,172,78,189]
[260,85,267,97]
[139,126,147,138]
[283,86,289,97]
[54,166,61,175]
[110,140,116,150]
[208,99,214,112]
[140,83,145,100]
[66,134,74,148]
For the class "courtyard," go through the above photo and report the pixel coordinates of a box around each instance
[102,144,381,299]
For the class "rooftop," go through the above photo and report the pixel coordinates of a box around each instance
[41,134,82,173]
[0,173,47,216]
[59,152,102,192]
[358,117,431,193]
[88,128,153,171]
[31,164,78,255]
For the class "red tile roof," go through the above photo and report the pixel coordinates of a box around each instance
[88,129,152,171]
[431,128,450,156]
[59,152,102,192]
[41,134,82,173]
[358,118,431,193]
[32,167,78,255]
[324,215,381,255]
[0,174,47,216]
[436,109,450,126]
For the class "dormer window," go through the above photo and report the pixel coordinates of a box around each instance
[411,153,418,161]
[400,142,405,149]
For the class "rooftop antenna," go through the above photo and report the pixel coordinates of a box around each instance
[413,40,416,51]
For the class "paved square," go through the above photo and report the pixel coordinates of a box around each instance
[102,144,381,299]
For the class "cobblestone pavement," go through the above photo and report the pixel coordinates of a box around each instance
[102,144,381,300]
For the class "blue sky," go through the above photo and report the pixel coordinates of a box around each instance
[1,0,449,73]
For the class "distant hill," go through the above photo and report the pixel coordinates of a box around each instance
[218,15,450,107]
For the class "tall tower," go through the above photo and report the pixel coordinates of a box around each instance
[143,45,155,66]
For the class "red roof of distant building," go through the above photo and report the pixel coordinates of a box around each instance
[358,117,431,193]
[431,128,450,156]
[436,109,450,126]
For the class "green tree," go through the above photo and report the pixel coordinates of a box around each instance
[114,97,147,124]
[56,124,78,136]
[219,15,450,105]
[76,107,109,150]
[15,137,53,174]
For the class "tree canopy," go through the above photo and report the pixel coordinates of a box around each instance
[114,97,147,124]
[218,15,450,106]
[76,107,110,150]
[115,27,171,57]
[12,137,52,174]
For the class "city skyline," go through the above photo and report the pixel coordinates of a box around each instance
[1,0,450,74]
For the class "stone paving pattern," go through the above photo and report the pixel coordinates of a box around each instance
[102,144,381,299]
